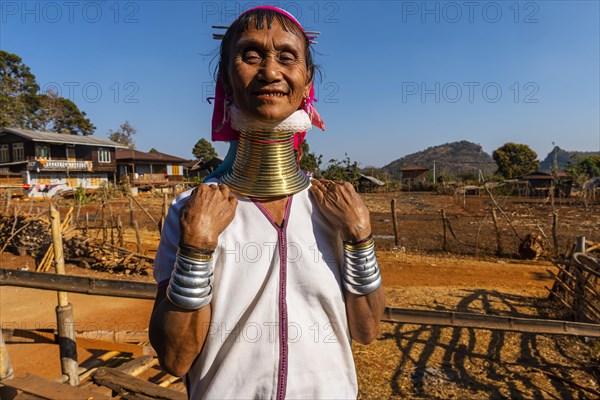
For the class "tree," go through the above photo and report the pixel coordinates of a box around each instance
[108,121,137,148]
[576,156,600,178]
[299,141,322,176]
[492,142,539,179]
[193,138,217,161]
[321,154,361,185]
[0,50,96,134]
[149,148,158,153]
[0,50,40,129]
[565,155,600,186]
[36,91,95,135]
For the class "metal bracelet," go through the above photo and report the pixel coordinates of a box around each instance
[174,264,214,279]
[343,273,382,296]
[345,265,378,278]
[169,279,212,298]
[344,256,378,272]
[176,257,213,272]
[166,288,212,310]
[345,250,376,263]
[344,246,376,258]
[344,252,376,265]
[344,268,380,286]
[178,252,213,265]
[171,271,213,288]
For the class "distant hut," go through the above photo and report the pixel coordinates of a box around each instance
[520,171,555,197]
[399,166,430,190]
[358,174,385,193]
[187,157,223,180]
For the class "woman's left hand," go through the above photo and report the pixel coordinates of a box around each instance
[309,179,371,242]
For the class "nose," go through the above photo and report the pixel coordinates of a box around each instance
[257,55,281,82]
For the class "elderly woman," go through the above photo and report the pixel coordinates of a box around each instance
[149,6,385,399]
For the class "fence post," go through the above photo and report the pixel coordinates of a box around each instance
[0,331,13,380]
[117,215,124,248]
[552,212,559,257]
[134,220,142,254]
[391,199,399,248]
[4,191,11,214]
[49,205,79,386]
[129,197,134,227]
[441,209,448,251]
[491,208,503,256]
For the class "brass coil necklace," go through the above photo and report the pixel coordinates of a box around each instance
[220,129,310,198]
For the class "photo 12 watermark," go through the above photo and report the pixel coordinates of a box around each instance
[1,1,140,24]
[39,81,140,104]
[200,1,340,24]
[400,1,540,24]
[401,81,540,104]
[1,321,147,343]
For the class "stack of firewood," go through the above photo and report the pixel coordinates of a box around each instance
[0,213,52,257]
[64,236,151,275]
[0,212,151,276]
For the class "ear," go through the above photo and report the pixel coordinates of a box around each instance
[303,79,312,99]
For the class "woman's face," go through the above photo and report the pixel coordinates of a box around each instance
[226,20,312,123]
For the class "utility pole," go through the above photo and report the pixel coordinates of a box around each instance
[432,160,436,184]
[552,141,558,176]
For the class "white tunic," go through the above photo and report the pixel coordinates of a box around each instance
[154,183,358,399]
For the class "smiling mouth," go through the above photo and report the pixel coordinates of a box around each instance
[255,90,287,98]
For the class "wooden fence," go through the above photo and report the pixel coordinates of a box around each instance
[548,237,600,324]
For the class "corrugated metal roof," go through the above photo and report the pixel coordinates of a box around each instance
[1,127,128,148]
[359,174,385,186]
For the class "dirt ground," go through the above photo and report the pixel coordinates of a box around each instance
[1,190,598,399]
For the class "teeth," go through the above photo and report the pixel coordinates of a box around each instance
[261,93,285,97]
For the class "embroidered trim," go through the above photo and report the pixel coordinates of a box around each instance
[252,197,293,400]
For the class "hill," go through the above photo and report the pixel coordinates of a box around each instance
[539,146,599,172]
[382,141,496,177]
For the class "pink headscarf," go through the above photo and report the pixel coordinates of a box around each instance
[210,6,325,151]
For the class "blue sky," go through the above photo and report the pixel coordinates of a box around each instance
[1,0,598,167]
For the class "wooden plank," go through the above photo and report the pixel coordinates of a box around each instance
[92,367,185,400]
[383,307,600,337]
[0,268,156,299]
[115,355,155,375]
[0,373,110,400]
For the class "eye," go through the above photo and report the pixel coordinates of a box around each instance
[279,51,297,64]
[242,49,261,64]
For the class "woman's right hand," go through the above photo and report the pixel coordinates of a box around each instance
[178,183,238,250]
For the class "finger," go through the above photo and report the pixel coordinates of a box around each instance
[309,185,325,204]
[218,183,231,198]
[311,179,328,191]
[228,195,238,206]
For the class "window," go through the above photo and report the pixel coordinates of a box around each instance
[36,145,51,158]
[98,148,111,163]
[13,143,24,161]
[0,144,8,162]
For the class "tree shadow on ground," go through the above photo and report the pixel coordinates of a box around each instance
[380,289,596,399]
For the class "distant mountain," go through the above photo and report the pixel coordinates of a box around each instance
[382,140,496,177]
[539,146,599,172]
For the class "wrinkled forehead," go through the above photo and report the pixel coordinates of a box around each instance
[228,13,306,44]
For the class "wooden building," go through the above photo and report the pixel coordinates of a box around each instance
[186,157,223,181]
[116,149,186,186]
[520,171,555,197]
[0,127,126,197]
[399,166,430,185]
